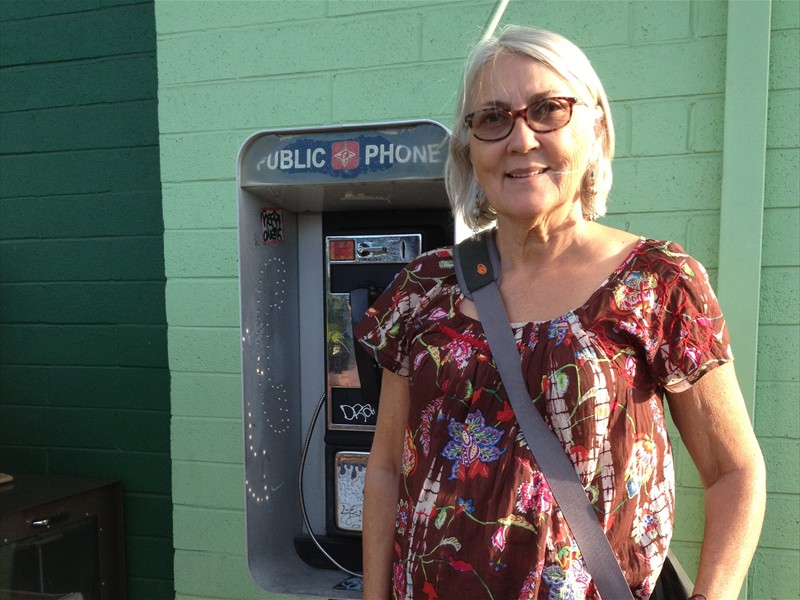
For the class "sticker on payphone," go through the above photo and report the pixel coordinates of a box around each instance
[260,207,284,244]
[334,451,369,531]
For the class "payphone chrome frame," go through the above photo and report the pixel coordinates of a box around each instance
[325,232,422,433]
[236,120,451,598]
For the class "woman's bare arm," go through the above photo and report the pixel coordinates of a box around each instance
[666,362,766,599]
[362,370,411,599]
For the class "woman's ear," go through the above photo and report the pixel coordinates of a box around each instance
[593,106,605,139]
[591,110,607,162]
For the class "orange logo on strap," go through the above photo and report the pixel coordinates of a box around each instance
[476,263,488,275]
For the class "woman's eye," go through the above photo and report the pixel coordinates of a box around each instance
[479,111,506,126]
[534,99,567,119]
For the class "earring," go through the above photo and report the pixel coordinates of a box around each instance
[583,169,598,221]
[586,169,598,197]
[472,191,484,227]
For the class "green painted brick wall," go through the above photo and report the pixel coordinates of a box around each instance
[0,0,174,598]
[153,1,799,599]
[750,3,800,599]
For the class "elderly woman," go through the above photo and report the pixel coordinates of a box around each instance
[357,26,765,599]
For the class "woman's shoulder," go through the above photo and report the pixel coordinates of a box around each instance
[404,246,456,279]
[625,238,711,284]
[383,246,458,304]
[633,238,693,265]
[592,224,686,259]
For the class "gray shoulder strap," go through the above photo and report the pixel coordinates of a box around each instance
[454,233,635,600]
[453,230,501,300]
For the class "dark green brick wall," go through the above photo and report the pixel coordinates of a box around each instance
[0,1,173,597]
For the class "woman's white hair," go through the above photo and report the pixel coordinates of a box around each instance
[445,25,615,230]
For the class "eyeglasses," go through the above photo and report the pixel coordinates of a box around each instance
[465,97,580,141]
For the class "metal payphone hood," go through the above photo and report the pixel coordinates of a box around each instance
[237,120,451,212]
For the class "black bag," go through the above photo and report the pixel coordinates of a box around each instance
[651,554,693,599]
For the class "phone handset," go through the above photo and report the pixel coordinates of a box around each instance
[348,284,383,406]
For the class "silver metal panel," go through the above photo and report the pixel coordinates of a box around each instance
[238,191,303,562]
[297,213,327,535]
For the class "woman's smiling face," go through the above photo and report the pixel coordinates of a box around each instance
[468,52,597,228]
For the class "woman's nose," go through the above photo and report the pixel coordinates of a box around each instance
[505,116,540,153]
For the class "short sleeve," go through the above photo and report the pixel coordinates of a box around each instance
[648,243,733,392]
[355,250,450,377]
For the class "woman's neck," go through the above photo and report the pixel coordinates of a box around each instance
[494,209,592,270]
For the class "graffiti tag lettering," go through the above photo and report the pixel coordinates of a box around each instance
[339,403,376,423]
[261,208,284,244]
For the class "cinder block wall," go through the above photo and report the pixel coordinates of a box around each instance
[0,1,173,597]
[749,2,800,598]
[154,1,798,599]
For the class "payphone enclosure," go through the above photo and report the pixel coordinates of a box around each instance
[236,121,453,598]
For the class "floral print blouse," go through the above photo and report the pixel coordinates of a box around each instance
[356,238,732,600]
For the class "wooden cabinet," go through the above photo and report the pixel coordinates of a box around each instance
[0,474,126,600]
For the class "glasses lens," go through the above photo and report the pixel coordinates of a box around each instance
[472,110,512,140]
[527,98,573,132]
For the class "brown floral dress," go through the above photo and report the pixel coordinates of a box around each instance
[356,238,731,600]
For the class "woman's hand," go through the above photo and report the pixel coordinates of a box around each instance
[362,370,410,599]
[666,362,766,599]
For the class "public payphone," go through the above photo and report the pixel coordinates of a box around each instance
[237,121,452,598]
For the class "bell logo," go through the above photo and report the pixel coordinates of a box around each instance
[332,141,360,170]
